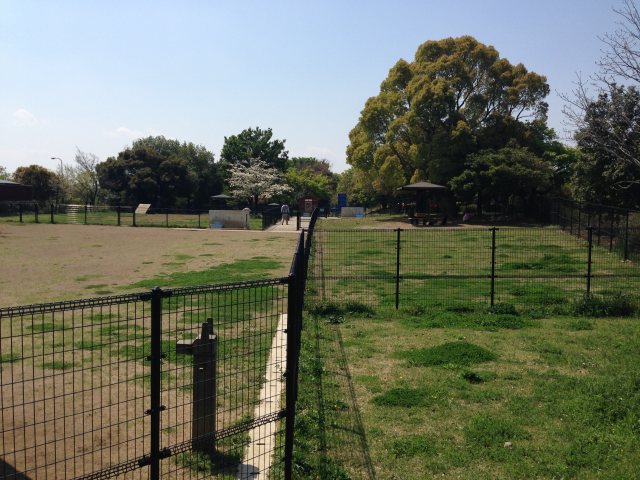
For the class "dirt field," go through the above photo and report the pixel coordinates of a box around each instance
[0,223,298,307]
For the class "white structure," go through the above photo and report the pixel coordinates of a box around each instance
[340,206,365,217]
[208,209,250,229]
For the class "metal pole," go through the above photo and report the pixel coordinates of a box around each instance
[395,228,401,310]
[609,212,614,252]
[117,206,121,226]
[624,212,630,261]
[34,203,39,223]
[149,287,164,479]
[597,213,601,246]
[587,227,593,295]
[569,204,574,234]
[50,204,55,224]
[84,205,88,224]
[19,203,23,223]
[490,227,497,307]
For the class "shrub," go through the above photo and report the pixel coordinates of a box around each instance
[573,292,637,317]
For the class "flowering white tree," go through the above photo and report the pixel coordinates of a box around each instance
[228,158,290,207]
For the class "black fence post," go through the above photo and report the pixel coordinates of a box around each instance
[18,203,23,223]
[198,211,201,229]
[395,228,401,309]
[577,208,582,237]
[149,286,165,479]
[490,227,497,307]
[586,227,593,295]
[597,213,602,246]
[34,203,39,223]
[284,232,304,480]
[50,204,54,224]
[624,212,630,261]
[609,213,614,253]
[296,212,301,231]
[84,205,88,224]
[569,204,574,234]
[117,206,121,226]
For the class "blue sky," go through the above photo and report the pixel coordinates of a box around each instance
[0,0,621,174]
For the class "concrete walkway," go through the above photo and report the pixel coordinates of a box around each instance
[266,217,310,233]
[237,314,287,479]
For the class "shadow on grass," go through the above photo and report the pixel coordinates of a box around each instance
[298,315,376,479]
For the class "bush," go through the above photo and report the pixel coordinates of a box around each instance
[573,292,637,317]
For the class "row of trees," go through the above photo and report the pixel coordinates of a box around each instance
[8,2,639,214]
[6,128,339,209]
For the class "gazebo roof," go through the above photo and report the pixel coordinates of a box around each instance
[398,181,447,191]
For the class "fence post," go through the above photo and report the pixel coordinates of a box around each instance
[117,206,121,226]
[148,286,166,479]
[490,227,497,307]
[19,203,23,223]
[84,205,88,224]
[609,213,614,252]
[597,213,601,246]
[297,212,301,231]
[284,233,304,480]
[586,227,593,295]
[198,211,201,229]
[569,204,574,234]
[50,204,54,224]
[624,212,630,261]
[34,203,39,223]
[577,208,582,237]
[176,319,217,455]
[395,228,401,309]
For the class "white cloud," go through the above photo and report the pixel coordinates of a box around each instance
[12,108,39,127]
[103,126,158,139]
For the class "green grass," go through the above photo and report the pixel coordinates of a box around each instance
[0,353,20,363]
[296,225,640,479]
[127,257,282,289]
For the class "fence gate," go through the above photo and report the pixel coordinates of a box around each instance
[0,278,297,479]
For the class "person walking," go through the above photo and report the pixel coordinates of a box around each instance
[281,203,290,225]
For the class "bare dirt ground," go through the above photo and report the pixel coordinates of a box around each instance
[0,223,298,307]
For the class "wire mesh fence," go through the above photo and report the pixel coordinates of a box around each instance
[308,226,640,311]
[0,280,293,479]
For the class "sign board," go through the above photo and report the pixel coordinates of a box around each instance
[135,204,151,215]
[337,193,347,208]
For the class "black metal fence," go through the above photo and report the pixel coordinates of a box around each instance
[550,198,640,262]
[308,226,640,311]
[0,210,320,480]
[0,204,285,230]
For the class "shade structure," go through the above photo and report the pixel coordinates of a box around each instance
[398,181,447,191]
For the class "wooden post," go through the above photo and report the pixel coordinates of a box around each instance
[176,319,217,455]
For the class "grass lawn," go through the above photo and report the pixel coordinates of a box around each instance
[293,222,640,479]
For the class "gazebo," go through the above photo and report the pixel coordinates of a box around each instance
[398,181,448,225]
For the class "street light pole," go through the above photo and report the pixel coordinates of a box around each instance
[51,157,63,206]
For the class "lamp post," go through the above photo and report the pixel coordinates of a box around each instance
[51,157,63,206]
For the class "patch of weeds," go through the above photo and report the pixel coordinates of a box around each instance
[397,341,497,367]
[566,319,594,331]
[486,302,518,315]
[388,434,437,458]
[0,353,20,363]
[371,387,441,407]
[446,304,477,314]
[174,254,195,261]
[28,322,65,333]
[507,284,568,306]
[464,413,530,449]
[43,361,75,370]
[307,300,374,318]
[500,253,580,273]
[573,292,637,317]
[175,451,212,473]
[357,375,384,393]
[462,370,497,384]
[442,254,453,259]
[477,314,529,329]
[142,261,154,265]
[74,340,106,350]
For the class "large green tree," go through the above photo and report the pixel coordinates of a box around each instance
[285,157,338,202]
[97,136,221,208]
[450,146,553,216]
[347,36,550,202]
[13,165,59,205]
[220,127,289,171]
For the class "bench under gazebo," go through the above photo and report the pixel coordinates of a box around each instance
[398,181,448,226]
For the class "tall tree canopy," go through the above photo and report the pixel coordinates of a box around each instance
[285,157,338,202]
[220,127,289,171]
[97,136,221,208]
[13,165,59,204]
[346,36,550,200]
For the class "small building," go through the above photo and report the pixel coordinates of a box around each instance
[0,180,33,202]
[297,196,319,215]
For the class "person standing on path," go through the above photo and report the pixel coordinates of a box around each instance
[281,204,290,225]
